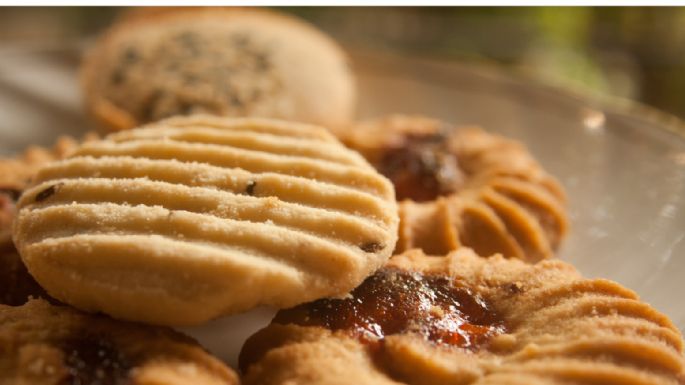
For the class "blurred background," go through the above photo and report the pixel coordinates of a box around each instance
[0,7,684,119]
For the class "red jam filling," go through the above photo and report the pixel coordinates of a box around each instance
[274,269,505,350]
[376,132,463,202]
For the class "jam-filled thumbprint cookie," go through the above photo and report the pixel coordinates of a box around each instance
[340,115,568,262]
[240,248,685,385]
[0,299,238,385]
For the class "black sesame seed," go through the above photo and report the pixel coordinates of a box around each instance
[360,242,384,253]
[35,183,63,202]
[245,181,257,196]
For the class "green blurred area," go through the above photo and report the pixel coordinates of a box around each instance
[1,6,685,119]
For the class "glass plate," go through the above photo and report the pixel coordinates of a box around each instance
[1,46,683,367]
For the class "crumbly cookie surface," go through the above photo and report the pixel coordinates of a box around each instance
[0,136,87,244]
[1,137,97,306]
[240,248,685,385]
[340,115,568,262]
[81,8,355,131]
[0,299,238,385]
[12,115,398,326]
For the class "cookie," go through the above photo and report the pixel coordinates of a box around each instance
[0,298,238,385]
[0,136,85,192]
[1,135,97,244]
[1,137,98,306]
[81,7,356,131]
[12,115,398,326]
[240,248,685,385]
[1,136,81,240]
[340,115,568,262]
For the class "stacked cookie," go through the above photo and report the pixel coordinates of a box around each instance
[13,116,398,326]
[2,6,684,385]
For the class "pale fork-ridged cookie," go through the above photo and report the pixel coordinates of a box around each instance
[12,115,398,326]
[0,135,97,246]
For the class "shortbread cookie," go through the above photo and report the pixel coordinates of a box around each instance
[1,135,95,245]
[1,137,97,306]
[0,299,238,385]
[240,248,685,385]
[12,116,398,326]
[340,115,568,262]
[81,7,356,131]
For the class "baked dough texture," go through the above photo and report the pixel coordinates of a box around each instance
[81,7,356,131]
[1,136,96,306]
[0,136,87,191]
[240,248,685,385]
[0,299,238,385]
[340,115,568,262]
[0,135,94,246]
[12,115,398,326]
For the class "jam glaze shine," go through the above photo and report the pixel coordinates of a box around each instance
[274,268,506,351]
[376,131,463,203]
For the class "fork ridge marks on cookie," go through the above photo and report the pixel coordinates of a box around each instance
[12,115,399,326]
[0,135,100,306]
[240,249,685,385]
[340,115,568,262]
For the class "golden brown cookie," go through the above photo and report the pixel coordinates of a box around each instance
[0,136,84,191]
[0,298,238,385]
[81,7,356,131]
[1,136,96,306]
[340,115,568,262]
[12,115,398,326]
[240,248,685,385]
[0,136,88,245]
